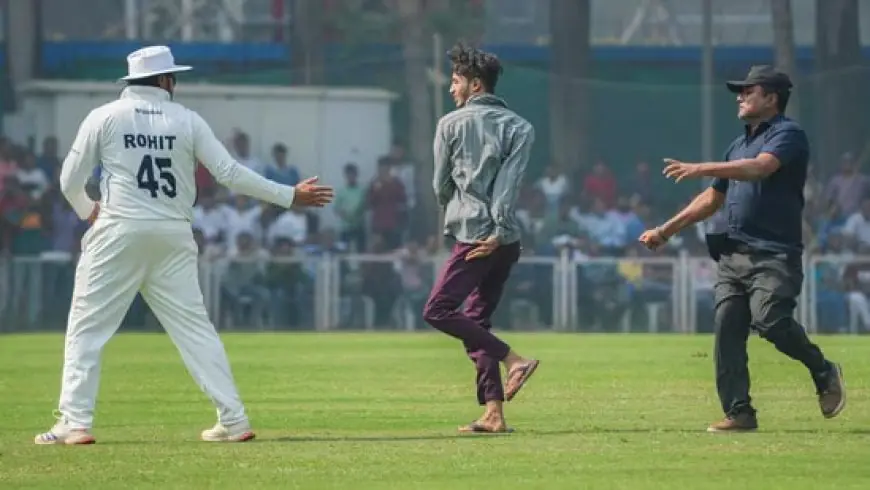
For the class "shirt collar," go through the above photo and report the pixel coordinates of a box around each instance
[120,85,172,102]
[744,113,785,138]
[464,93,507,108]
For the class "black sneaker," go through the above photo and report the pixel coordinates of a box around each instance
[815,362,846,419]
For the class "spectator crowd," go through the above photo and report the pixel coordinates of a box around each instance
[0,129,868,333]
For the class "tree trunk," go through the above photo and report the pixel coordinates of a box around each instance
[395,0,436,239]
[815,0,862,171]
[549,0,591,176]
[290,0,325,85]
[770,0,799,118]
[548,0,567,174]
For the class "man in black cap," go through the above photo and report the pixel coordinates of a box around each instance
[638,65,846,432]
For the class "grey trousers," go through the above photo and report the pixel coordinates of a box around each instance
[713,251,829,415]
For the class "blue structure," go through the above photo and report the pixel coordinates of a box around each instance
[38,41,870,75]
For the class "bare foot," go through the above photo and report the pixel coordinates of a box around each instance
[458,418,510,433]
[502,351,525,372]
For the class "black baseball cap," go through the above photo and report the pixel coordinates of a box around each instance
[726,65,793,93]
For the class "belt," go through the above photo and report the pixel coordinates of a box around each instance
[727,241,755,254]
[722,239,798,260]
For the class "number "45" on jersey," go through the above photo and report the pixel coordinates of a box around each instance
[137,155,177,198]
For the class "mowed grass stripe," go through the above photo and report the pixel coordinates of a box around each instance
[0,333,868,489]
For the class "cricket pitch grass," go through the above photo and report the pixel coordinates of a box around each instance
[1,332,868,489]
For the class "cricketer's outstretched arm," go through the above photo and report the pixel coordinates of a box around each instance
[489,125,534,243]
[59,111,101,220]
[190,111,296,208]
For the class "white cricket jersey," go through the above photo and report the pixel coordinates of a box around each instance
[59,86,296,221]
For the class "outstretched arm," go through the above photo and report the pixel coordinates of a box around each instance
[192,111,297,207]
[664,129,808,183]
[666,155,780,182]
[658,186,726,239]
[639,186,726,251]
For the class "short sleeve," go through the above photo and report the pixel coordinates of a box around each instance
[760,128,809,168]
[711,139,739,194]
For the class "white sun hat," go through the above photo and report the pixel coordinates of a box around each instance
[120,45,192,81]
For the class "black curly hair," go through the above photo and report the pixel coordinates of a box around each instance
[447,42,503,93]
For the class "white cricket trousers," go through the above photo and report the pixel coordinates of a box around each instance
[58,218,247,429]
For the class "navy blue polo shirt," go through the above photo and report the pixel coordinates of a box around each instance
[709,114,808,254]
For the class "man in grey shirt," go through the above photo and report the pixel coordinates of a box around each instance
[422,43,539,434]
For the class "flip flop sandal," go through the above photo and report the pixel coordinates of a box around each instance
[505,359,540,401]
[458,421,514,434]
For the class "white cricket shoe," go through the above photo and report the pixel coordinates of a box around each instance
[201,421,256,442]
[34,415,96,445]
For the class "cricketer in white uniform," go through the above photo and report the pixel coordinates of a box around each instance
[35,46,334,445]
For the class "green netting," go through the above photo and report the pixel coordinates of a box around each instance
[36,58,869,209]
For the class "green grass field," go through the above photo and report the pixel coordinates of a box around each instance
[1,332,868,489]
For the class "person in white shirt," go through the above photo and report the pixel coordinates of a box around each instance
[17,152,50,199]
[535,165,568,210]
[387,143,417,211]
[36,46,333,446]
[265,208,308,247]
[841,197,870,248]
[192,188,231,246]
[223,194,264,253]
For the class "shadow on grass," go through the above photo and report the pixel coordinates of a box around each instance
[259,426,870,443]
[85,426,870,446]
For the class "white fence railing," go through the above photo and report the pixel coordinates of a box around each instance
[0,253,861,334]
